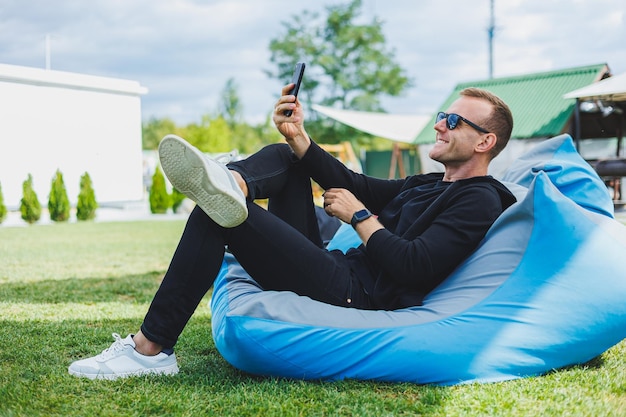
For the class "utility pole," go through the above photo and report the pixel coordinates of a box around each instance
[487,0,495,78]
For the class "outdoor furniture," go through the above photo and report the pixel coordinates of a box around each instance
[210,134,626,385]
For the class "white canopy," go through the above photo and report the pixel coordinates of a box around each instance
[312,104,430,144]
[563,72,626,101]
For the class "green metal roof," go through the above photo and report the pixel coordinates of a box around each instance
[414,63,609,144]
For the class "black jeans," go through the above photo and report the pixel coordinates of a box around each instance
[141,143,371,348]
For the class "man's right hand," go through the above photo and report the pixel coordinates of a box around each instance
[273,84,311,159]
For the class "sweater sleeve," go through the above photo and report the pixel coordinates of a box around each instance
[365,184,504,292]
[299,140,405,213]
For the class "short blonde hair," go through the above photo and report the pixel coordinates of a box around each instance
[460,87,513,159]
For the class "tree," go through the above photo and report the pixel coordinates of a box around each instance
[142,79,284,157]
[267,0,411,145]
[0,181,6,224]
[182,115,233,154]
[149,165,170,214]
[170,188,186,213]
[219,78,243,128]
[216,78,284,153]
[76,172,98,221]
[48,169,71,222]
[250,114,289,150]
[20,174,41,224]
[142,117,179,150]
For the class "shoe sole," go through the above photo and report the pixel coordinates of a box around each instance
[158,135,248,228]
[68,363,179,380]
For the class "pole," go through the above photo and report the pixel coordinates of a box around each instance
[488,0,495,78]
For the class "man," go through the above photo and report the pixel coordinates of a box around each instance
[68,86,516,380]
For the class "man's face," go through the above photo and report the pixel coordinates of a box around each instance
[428,96,492,167]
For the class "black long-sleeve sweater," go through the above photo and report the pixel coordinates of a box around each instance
[300,140,517,310]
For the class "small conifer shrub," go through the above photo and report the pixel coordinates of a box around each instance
[149,166,170,214]
[171,188,186,213]
[76,172,98,221]
[20,174,41,224]
[48,169,71,222]
[0,181,7,224]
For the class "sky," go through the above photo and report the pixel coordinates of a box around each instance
[1,0,625,126]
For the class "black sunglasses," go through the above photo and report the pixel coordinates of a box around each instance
[436,112,489,134]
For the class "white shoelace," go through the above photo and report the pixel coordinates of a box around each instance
[96,333,130,360]
[214,150,238,165]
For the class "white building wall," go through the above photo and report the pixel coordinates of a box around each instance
[0,64,147,209]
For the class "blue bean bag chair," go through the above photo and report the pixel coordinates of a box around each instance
[210,134,626,385]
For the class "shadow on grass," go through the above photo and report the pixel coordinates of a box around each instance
[0,272,166,304]
[554,354,606,372]
[3,314,623,416]
[0,318,449,416]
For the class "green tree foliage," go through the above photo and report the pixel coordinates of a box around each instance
[183,115,233,153]
[20,174,41,224]
[149,165,170,214]
[141,77,286,159]
[267,0,411,145]
[142,117,179,150]
[171,188,186,213]
[0,181,7,224]
[232,123,264,155]
[48,169,71,222]
[219,78,243,128]
[76,172,98,221]
[252,114,288,147]
[216,77,284,153]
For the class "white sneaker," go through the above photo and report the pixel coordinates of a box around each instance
[68,333,179,380]
[158,134,248,228]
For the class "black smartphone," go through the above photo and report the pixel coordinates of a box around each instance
[283,62,305,116]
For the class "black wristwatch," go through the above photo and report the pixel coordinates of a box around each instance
[350,209,373,228]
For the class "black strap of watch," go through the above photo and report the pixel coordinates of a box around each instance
[350,209,373,228]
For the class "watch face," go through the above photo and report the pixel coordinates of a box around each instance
[351,209,372,227]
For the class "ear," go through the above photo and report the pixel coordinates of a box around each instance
[475,133,497,155]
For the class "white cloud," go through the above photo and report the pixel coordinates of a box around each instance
[1,0,625,125]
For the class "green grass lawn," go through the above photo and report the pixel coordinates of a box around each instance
[0,219,624,417]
